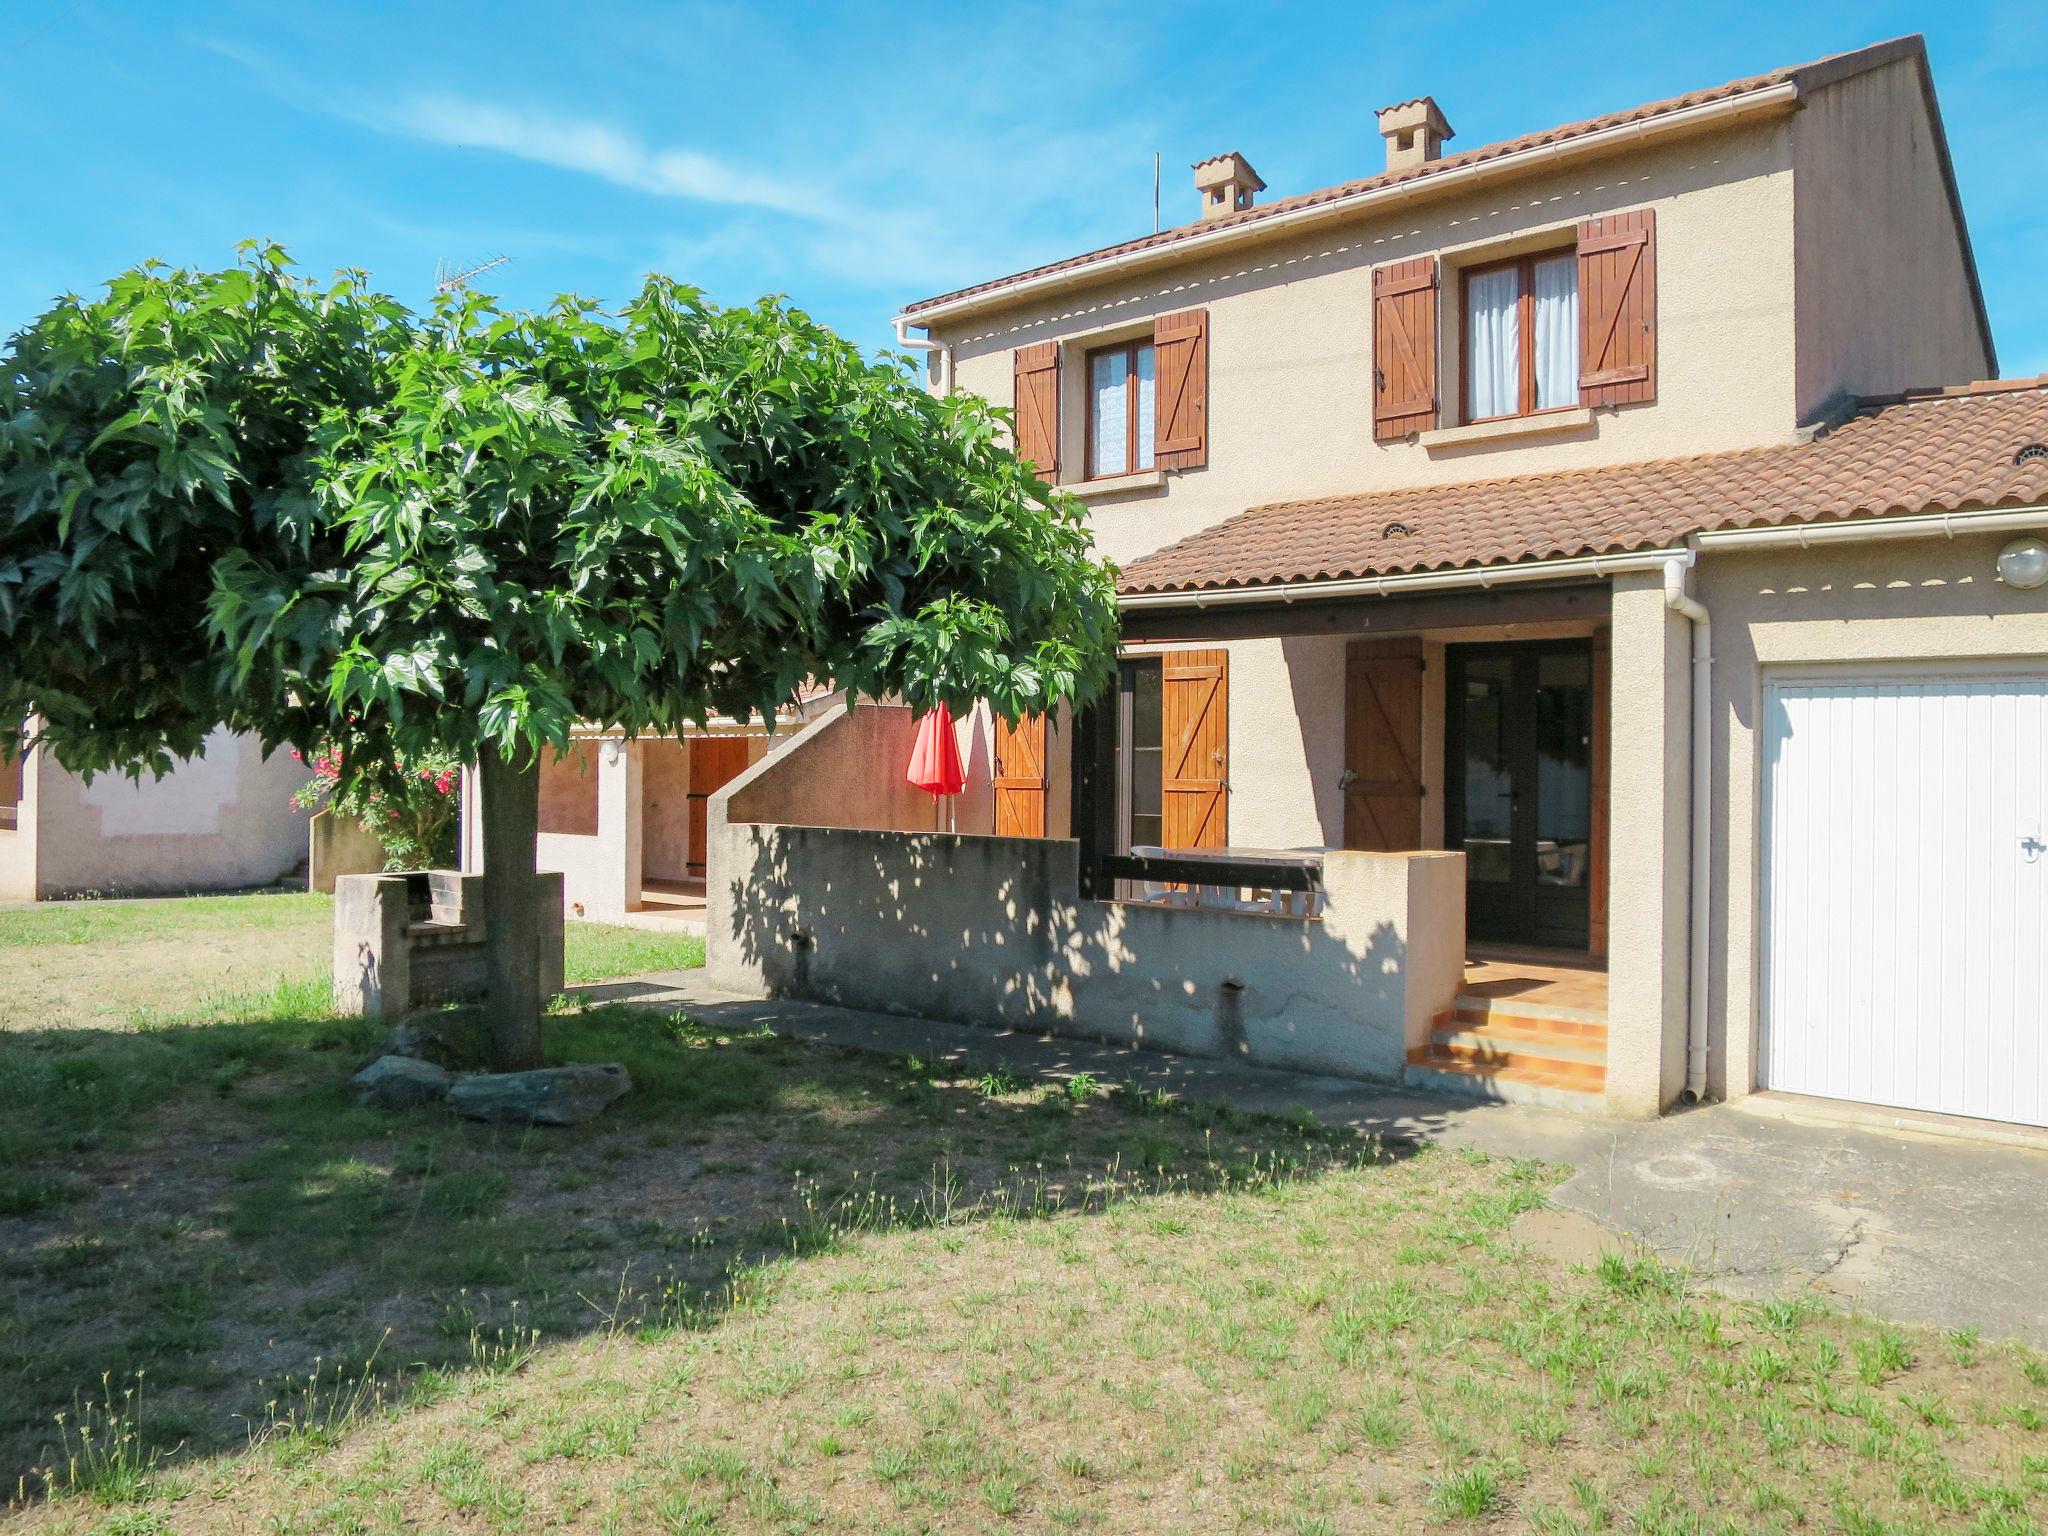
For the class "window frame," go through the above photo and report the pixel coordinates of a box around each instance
[1459,249,1579,425]
[1084,338,1155,481]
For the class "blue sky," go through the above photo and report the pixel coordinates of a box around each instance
[5,1,2044,373]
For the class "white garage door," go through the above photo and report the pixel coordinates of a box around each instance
[1761,673,2048,1127]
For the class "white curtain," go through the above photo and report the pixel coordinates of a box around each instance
[1090,351,1129,477]
[1533,254,1579,409]
[1133,344,1156,470]
[1466,266,1520,419]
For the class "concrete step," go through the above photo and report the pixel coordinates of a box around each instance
[1402,1050,1608,1112]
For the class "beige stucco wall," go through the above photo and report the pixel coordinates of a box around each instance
[1697,533,2048,1104]
[1603,574,1694,1116]
[936,117,1801,571]
[1791,57,1993,421]
[24,730,308,899]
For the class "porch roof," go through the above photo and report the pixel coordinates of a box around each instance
[1117,378,2048,597]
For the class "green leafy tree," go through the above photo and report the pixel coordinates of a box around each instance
[0,244,1119,1066]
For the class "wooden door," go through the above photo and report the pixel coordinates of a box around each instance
[1343,637,1425,851]
[686,735,755,878]
[1162,649,1228,849]
[992,713,1048,838]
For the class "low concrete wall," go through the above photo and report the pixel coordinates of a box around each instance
[333,869,565,1021]
[704,809,1464,1083]
[308,808,387,894]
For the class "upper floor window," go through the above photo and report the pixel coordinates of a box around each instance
[1462,252,1579,422]
[1087,341,1156,478]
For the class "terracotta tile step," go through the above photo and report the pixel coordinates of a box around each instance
[1438,1007,1609,1046]
[1429,1025,1607,1067]
[1454,992,1609,1028]
[1407,1041,1607,1087]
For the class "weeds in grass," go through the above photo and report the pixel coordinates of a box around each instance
[241,1335,396,1458]
[976,1065,1028,1097]
[1429,1461,1505,1519]
[1063,1072,1100,1102]
[31,1373,161,1505]
[1854,1327,1914,1386]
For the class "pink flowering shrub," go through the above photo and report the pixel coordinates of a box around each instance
[293,743,462,871]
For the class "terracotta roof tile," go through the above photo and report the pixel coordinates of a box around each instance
[902,37,1924,319]
[1116,380,2048,596]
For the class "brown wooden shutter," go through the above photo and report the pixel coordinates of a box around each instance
[1161,649,1228,849]
[1577,209,1656,407]
[991,713,1048,838]
[1587,627,1612,958]
[1013,341,1061,482]
[1342,637,1425,851]
[1372,257,1438,441]
[1153,307,1208,469]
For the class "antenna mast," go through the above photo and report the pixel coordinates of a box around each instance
[1153,152,1161,233]
[435,253,513,293]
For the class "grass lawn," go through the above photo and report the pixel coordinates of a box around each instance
[0,891,705,1032]
[2,901,2045,1531]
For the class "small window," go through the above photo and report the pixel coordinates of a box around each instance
[1463,252,1578,422]
[1087,341,1156,478]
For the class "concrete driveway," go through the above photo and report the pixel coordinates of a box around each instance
[586,970,2048,1346]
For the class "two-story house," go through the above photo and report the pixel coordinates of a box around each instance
[704,36,2048,1134]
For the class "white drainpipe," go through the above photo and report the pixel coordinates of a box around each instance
[892,316,953,395]
[1661,552,1713,1103]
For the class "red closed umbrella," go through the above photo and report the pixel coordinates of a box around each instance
[906,703,967,799]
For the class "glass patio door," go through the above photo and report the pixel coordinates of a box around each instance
[1446,642,1594,950]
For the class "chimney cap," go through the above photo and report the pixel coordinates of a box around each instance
[1375,96,1454,145]
[1191,151,1266,193]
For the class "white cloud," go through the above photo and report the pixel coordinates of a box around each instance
[385,94,835,221]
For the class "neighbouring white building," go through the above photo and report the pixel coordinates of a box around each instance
[0,727,309,901]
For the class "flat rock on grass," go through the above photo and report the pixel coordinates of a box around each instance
[351,1054,453,1109]
[447,1064,632,1126]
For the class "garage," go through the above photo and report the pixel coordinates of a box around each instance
[1760,672,2048,1127]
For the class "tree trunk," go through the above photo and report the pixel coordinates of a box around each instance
[478,741,545,1070]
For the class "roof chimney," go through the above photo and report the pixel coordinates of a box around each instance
[1192,152,1265,222]
[1376,97,1454,173]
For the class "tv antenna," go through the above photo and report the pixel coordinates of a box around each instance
[434,253,513,293]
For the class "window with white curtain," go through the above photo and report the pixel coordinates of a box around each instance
[1088,341,1155,478]
[1463,252,1579,420]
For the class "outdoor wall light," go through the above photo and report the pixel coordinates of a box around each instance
[600,739,624,766]
[1996,536,2048,590]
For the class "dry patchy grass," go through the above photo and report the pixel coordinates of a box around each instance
[0,891,703,1032]
[1,903,2044,1533]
